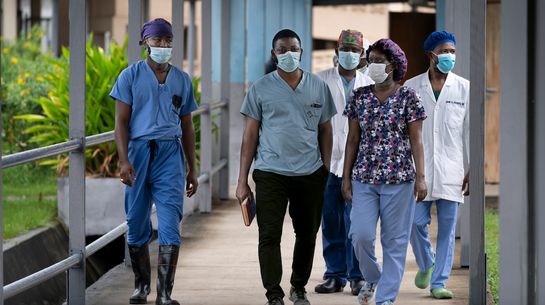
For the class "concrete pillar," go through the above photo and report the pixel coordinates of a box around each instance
[535,0,545,301]
[499,0,530,303]
[199,0,213,212]
[468,0,487,303]
[67,0,87,303]
[171,0,185,70]
[228,0,246,192]
[188,0,196,77]
[443,0,471,268]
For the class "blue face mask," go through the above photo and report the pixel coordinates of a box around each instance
[338,51,361,70]
[149,47,172,64]
[434,53,456,74]
[276,51,301,73]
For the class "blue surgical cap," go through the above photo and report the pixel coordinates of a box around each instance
[423,31,456,52]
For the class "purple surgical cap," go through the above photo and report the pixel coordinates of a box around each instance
[366,38,408,82]
[423,31,456,52]
[140,18,173,43]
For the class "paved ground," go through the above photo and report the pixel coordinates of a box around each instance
[86,199,468,305]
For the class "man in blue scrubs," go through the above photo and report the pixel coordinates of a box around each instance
[111,18,198,305]
[236,29,336,305]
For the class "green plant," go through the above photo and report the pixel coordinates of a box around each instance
[17,35,128,177]
[189,77,221,170]
[1,27,53,154]
[486,209,499,304]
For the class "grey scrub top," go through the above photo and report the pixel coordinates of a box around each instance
[241,70,336,176]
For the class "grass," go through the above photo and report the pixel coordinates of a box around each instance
[2,164,58,239]
[486,208,499,304]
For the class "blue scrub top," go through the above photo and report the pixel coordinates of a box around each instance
[110,60,198,140]
[241,70,336,176]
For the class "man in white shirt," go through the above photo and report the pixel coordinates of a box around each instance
[404,30,470,300]
[314,29,373,296]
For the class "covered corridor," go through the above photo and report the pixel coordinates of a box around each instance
[85,199,469,305]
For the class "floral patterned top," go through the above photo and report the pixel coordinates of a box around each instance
[343,85,426,184]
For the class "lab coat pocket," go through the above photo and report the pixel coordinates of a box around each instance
[445,102,465,129]
[443,153,464,186]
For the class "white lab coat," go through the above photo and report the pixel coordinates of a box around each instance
[404,71,470,203]
[316,67,374,177]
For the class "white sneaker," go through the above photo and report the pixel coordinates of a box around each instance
[357,282,376,305]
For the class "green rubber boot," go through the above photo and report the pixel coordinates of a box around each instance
[414,265,434,289]
[431,288,454,299]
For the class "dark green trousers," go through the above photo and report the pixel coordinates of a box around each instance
[252,166,328,300]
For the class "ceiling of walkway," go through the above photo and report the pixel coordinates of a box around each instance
[313,0,430,5]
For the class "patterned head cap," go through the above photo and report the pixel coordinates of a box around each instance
[140,18,173,43]
[366,38,408,82]
[337,30,364,48]
[423,31,456,52]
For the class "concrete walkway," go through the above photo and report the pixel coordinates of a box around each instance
[86,199,468,305]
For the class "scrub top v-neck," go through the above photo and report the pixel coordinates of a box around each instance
[110,60,198,140]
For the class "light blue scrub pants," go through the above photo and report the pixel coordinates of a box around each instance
[410,199,459,289]
[349,181,415,305]
[125,139,185,247]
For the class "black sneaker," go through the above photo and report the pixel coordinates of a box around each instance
[314,278,343,293]
[350,279,365,296]
[289,287,310,305]
[267,297,285,305]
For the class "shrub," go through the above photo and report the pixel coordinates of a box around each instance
[17,35,128,177]
[1,27,52,154]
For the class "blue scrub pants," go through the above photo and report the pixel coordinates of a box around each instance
[349,181,415,305]
[321,173,363,286]
[410,199,459,289]
[125,139,185,247]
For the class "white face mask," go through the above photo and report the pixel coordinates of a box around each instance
[367,63,392,84]
[338,51,361,70]
[276,51,301,73]
[149,47,172,64]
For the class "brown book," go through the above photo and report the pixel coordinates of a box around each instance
[240,193,256,226]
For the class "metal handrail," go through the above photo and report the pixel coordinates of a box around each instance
[1,101,228,299]
[1,139,81,169]
[1,101,227,169]
[3,253,82,299]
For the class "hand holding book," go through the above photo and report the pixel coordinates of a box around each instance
[239,192,256,227]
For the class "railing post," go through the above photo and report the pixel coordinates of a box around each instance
[128,0,143,65]
[469,0,487,304]
[67,0,87,304]
[219,0,231,200]
[200,0,213,212]
[188,0,196,78]
[125,0,144,268]
[171,0,185,70]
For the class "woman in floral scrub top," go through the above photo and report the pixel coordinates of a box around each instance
[341,39,427,305]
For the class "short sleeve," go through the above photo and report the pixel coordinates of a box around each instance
[240,85,262,121]
[404,87,427,123]
[180,74,199,116]
[343,87,362,121]
[319,82,337,124]
[110,68,133,105]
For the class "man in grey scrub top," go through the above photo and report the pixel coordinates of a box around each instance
[236,29,336,305]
